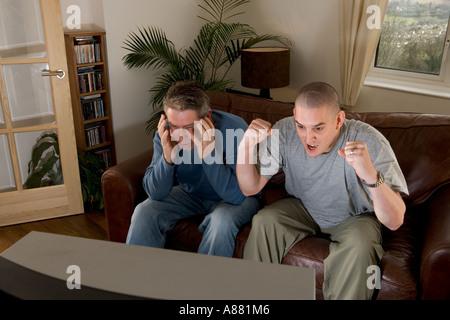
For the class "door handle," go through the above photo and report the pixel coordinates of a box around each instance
[41,69,66,79]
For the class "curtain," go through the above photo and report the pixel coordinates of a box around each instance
[338,0,388,111]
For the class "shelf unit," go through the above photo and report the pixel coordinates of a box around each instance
[64,31,116,168]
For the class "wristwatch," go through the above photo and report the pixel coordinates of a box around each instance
[362,171,385,188]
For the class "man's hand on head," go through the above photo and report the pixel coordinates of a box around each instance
[194,116,216,160]
[158,114,177,165]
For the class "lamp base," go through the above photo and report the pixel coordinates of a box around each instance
[259,88,272,99]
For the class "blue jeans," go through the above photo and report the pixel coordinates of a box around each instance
[126,186,260,257]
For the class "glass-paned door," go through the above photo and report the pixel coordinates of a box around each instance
[0,0,83,226]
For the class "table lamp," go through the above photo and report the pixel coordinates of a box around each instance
[241,47,290,99]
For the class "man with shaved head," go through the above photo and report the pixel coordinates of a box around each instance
[236,82,409,300]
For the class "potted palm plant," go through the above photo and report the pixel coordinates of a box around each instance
[78,151,106,211]
[122,0,291,134]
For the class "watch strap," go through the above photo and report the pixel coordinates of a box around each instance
[362,171,385,188]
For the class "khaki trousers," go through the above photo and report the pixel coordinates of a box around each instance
[243,197,384,300]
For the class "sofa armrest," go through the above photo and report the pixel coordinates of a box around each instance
[101,149,153,243]
[420,183,450,300]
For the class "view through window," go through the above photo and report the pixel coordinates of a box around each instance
[375,0,450,75]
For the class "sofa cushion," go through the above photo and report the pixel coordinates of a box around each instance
[208,91,294,125]
[229,94,294,125]
[207,91,233,112]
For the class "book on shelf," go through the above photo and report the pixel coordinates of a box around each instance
[94,148,113,168]
[77,66,104,94]
[84,121,107,147]
[74,36,101,64]
[81,94,106,120]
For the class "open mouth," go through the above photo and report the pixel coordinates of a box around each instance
[307,144,317,151]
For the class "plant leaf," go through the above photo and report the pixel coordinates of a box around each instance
[23,155,60,189]
[122,27,181,70]
[198,0,250,22]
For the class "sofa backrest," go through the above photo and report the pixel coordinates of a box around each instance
[208,91,293,124]
[208,91,450,207]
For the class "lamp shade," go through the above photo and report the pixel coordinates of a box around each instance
[241,47,290,90]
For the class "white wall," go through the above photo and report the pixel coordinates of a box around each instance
[61,0,450,162]
[356,86,450,114]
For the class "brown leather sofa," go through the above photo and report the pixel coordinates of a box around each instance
[101,91,450,300]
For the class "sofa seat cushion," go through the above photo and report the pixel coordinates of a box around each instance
[281,236,329,300]
[165,216,204,253]
[280,232,420,300]
[375,203,425,299]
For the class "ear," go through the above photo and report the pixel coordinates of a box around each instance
[336,110,345,129]
[204,109,213,119]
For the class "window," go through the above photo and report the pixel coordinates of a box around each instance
[376,0,450,75]
[366,0,450,98]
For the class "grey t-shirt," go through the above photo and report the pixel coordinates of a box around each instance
[259,117,409,228]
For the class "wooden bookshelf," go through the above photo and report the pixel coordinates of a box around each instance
[64,31,116,168]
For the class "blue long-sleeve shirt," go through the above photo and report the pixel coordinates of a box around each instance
[143,110,248,205]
